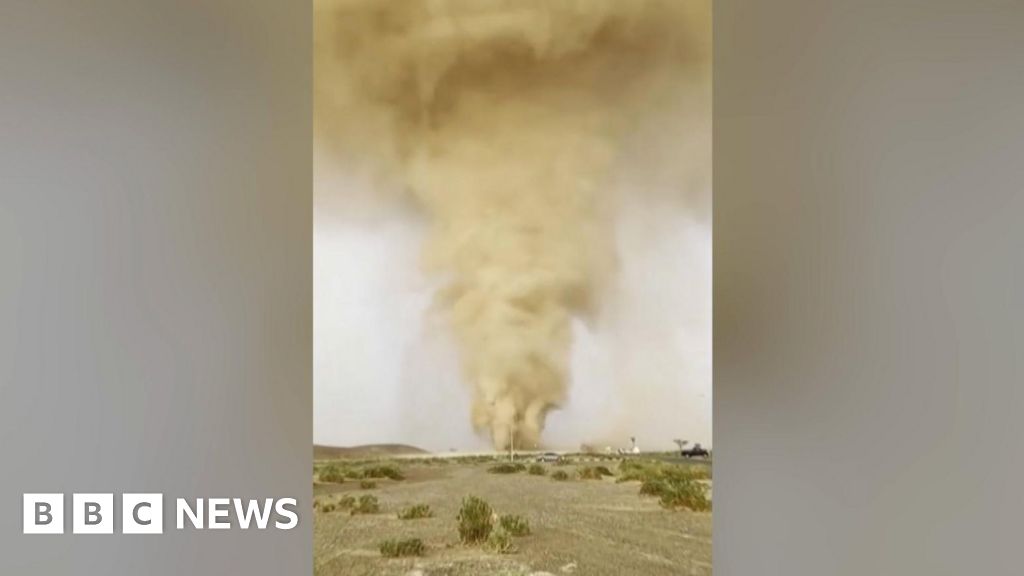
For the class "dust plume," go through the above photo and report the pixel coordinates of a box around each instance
[315,0,710,449]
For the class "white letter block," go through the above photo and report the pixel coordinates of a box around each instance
[23,494,63,534]
[122,493,163,534]
[73,493,113,534]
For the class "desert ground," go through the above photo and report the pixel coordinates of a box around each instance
[313,451,711,576]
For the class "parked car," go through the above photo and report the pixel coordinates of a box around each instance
[536,452,562,463]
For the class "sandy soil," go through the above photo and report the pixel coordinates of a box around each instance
[313,459,711,576]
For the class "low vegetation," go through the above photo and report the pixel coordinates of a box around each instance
[451,454,501,465]
[661,480,711,512]
[618,459,710,483]
[499,514,530,537]
[485,527,516,554]
[577,465,615,480]
[487,462,526,474]
[315,493,356,514]
[351,494,381,515]
[318,464,346,484]
[362,464,405,480]
[313,454,712,573]
[639,479,666,496]
[615,459,711,511]
[639,478,711,511]
[379,538,425,558]
[314,461,406,482]
[397,504,433,520]
[360,480,377,489]
[456,496,493,544]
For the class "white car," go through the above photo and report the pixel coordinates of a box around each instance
[535,452,562,463]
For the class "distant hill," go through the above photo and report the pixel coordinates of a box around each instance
[314,443,430,460]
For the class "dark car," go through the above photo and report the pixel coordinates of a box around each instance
[681,443,710,458]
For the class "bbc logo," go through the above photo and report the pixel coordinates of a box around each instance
[23,493,163,534]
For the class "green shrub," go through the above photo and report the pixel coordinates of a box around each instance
[618,460,709,483]
[487,462,526,474]
[594,465,614,476]
[456,496,493,544]
[527,464,546,476]
[551,470,570,481]
[638,476,711,511]
[398,504,433,520]
[360,480,377,489]
[619,459,647,473]
[662,465,710,482]
[319,465,346,484]
[316,493,357,514]
[379,538,425,558]
[499,514,530,537]
[617,460,656,482]
[639,479,670,497]
[361,464,405,480]
[350,494,380,515]
[656,478,711,512]
[485,528,516,554]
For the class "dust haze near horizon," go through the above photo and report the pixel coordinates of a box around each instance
[314,0,711,452]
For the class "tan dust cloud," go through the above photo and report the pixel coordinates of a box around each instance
[315,0,710,449]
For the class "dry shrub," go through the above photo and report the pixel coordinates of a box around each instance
[639,477,711,511]
[379,538,425,558]
[318,465,346,484]
[657,478,711,511]
[499,514,530,537]
[639,479,668,496]
[350,494,380,515]
[317,493,356,514]
[361,464,405,480]
[485,528,516,554]
[577,466,614,480]
[618,460,709,483]
[398,504,433,520]
[456,496,493,544]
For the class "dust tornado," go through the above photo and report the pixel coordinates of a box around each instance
[315,0,709,449]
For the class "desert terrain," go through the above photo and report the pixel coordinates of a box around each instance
[313,451,711,576]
